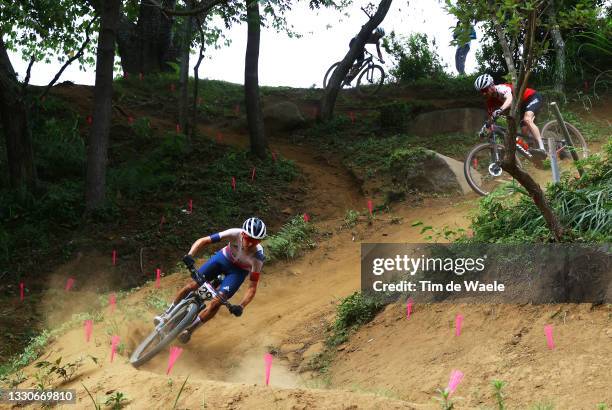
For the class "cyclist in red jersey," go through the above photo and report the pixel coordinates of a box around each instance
[474,74,547,159]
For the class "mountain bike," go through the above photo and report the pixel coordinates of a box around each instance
[323,50,386,96]
[464,116,588,196]
[130,265,231,367]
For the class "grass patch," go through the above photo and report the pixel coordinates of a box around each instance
[265,215,317,262]
[327,292,385,348]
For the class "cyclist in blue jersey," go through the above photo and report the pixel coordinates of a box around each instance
[155,217,267,343]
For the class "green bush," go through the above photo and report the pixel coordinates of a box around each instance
[328,292,385,347]
[265,215,316,262]
[384,32,447,83]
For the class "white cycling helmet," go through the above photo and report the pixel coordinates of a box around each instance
[242,217,267,240]
[474,74,494,91]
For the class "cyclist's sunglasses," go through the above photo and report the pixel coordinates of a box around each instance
[242,234,261,245]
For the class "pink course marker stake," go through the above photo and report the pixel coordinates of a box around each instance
[367,199,373,216]
[109,294,116,313]
[231,176,236,191]
[112,250,117,266]
[139,72,144,81]
[349,111,355,124]
[446,369,464,395]
[110,335,120,362]
[128,116,134,125]
[86,115,93,125]
[160,215,166,230]
[264,353,273,386]
[544,324,555,349]
[84,320,93,342]
[271,151,277,162]
[155,268,161,288]
[188,199,193,214]
[167,346,183,375]
[65,278,75,291]
[303,213,310,223]
[251,167,256,181]
[176,124,181,133]
[455,314,464,336]
[406,298,413,319]
[19,282,24,302]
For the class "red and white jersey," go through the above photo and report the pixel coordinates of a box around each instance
[211,228,265,272]
[486,83,537,114]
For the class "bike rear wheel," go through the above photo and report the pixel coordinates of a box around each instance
[323,62,341,89]
[464,143,523,196]
[130,301,199,367]
[357,64,385,96]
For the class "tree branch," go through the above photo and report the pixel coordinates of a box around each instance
[145,0,226,16]
[39,17,97,100]
[21,55,35,93]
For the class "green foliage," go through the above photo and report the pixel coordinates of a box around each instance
[131,117,153,143]
[34,356,84,383]
[343,209,360,228]
[464,138,611,243]
[434,388,454,410]
[265,215,317,262]
[105,392,128,410]
[173,376,190,410]
[492,380,507,410]
[327,292,384,347]
[383,31,447,83]
[82,383,101,410]
[379,101,434,129]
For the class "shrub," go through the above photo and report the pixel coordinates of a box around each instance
[327,292,385,347]
[384,32,447,83]
[265,215,316,262]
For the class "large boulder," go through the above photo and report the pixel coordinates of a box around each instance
[406,108,487,137]
[262,101,306,132]
[388,148,475,195]
[356,147,478,198]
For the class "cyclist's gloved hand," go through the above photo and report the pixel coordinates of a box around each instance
[492,109,503,119]
[229,304,243,317]
[182,254,195,268]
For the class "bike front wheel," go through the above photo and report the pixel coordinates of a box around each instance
[130,301,199,368]
[356,64,385,96]
[464,143,523,196]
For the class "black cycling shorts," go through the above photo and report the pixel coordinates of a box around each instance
[521,93,543,116]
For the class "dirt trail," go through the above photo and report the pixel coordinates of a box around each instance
[10,98,610,408]
[10,112,479,408]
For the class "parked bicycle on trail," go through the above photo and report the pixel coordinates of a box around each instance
[130,217,267,367]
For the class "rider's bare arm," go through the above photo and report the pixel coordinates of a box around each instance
[376,42,383,61]
[187,236,214,256]
[238,279,258,308]
[498,92,513,113]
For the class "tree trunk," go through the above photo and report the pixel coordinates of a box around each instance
[178,15,193,134]
[319,0,392,121]
[191,19,207,142]
[493,9,564,241]
[244,0,267,158]
[0,37,37,191]
[547,0,565,95]
[116,0,178,75]
[86,0,121,211]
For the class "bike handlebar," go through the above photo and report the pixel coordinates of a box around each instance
[188,264,231,307]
